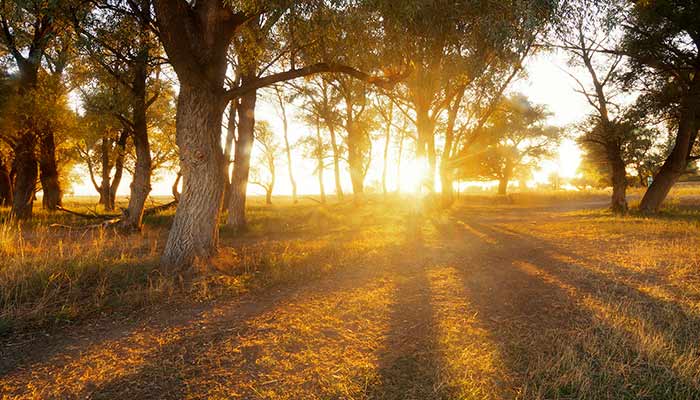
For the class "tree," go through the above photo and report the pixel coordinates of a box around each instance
[152,0,402,269]
[249,120,280,205]
[271,84,297,203]
[557,1,631,213]
[376,0,555,202]
[75,0,164,231]
[621,0,700,213]
[375,97,393,196]
[76,86,130,211]
[0,0,65,218]
[291,77,346,200]
[458,95,559,195]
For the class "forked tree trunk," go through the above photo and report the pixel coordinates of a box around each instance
[11,135,38,220]
[639,79,699,213]
[227,88,257,231]
[161,86,227,269]
[439,89,463,207]
[39,130,62,210]
[120,53,152,232]
[607,141,628,214]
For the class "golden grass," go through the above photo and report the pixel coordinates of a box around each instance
[1,191,700,399]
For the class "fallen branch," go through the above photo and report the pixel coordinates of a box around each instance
[304,196,323,204]
[143,200,178,216]
[56,206,120,220]
[52,200,178,232]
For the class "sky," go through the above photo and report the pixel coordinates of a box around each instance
[68,50,590,197]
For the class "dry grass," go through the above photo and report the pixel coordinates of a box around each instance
[1,191,700,399]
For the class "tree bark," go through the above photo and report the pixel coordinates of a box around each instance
[161,86,227,269]
[227,88,257,231]
[639,78,700,213]
[39,129,62,210]
[153,0,244,270]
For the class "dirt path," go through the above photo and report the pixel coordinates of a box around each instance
[2,200,699,399]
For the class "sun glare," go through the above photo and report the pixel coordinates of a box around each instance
[399,157,430,193]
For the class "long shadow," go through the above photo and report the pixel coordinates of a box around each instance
[366,233,444,400]
[451,217,700,398]
[73,262,394,399]
[0,225,404,397]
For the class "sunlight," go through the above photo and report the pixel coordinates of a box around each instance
[400,157,430,193]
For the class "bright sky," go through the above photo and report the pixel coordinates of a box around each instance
[68,50,588,197]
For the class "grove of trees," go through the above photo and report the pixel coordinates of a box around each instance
[1,0,698,271]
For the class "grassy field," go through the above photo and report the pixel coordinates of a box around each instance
[1,190,700,399]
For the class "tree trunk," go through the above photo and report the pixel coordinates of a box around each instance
[99,136,113,210]
[0,156,12,206]
[0,157,12,207]
[440,89,464,207]
[161,86,227,269]
[109,129,129,210]
[222,100,236,209]
[328,124,344,200]
[10,135,38,220]
[497,177,508,195]
[280,100,297,204]
[381,105,392,197]
[607,141,628,214]
[120,52,152,232]
[172,171,182,202]
[396,130,404,194]
[639,78,699,213]
[227,88,257,231]
[346,122,364,201]
[39,130,62,210]
[415,105,435,192]
[316,122,326,204]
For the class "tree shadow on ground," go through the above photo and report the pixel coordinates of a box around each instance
[443,215,700,398]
